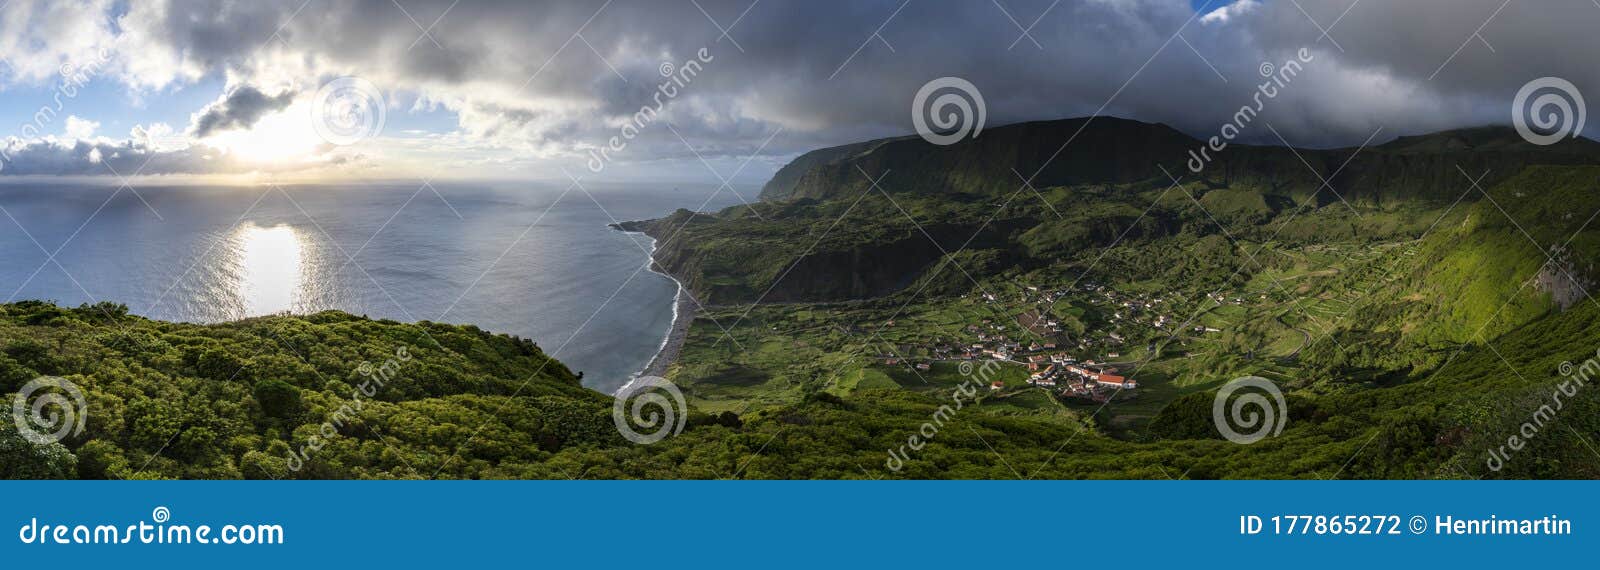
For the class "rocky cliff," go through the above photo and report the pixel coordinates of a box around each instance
[764,117,1600,206]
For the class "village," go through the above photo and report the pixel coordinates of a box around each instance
[878,280,1235,405]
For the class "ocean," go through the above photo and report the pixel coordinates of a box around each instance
[0,181,747,394]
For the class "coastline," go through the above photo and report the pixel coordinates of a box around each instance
[627,230,696,388]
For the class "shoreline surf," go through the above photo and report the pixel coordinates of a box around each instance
[623,230,695,393]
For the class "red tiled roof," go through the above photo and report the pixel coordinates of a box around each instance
[1096,373,1132,386]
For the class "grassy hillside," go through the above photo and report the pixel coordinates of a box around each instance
[4,291,1597,479]
[1301,165,1600,375]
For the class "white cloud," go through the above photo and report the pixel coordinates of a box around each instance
[131,122,190,152]
[0,0,118,85]
[1200,0,1261,25]
[63,116,99,139]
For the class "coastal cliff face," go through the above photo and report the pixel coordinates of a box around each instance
[616,210,1026,304]
[759,138,897,201]
[770,119,1600,206]
[1207,129,1600,206]
[621,117,1600,307]
[770,118,1201,202]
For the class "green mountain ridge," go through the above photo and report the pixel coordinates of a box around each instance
[764,118,1600,205]
[622,117,1600,307]
[760,137,903,201]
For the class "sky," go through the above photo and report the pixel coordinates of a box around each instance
[0,0,1595,184]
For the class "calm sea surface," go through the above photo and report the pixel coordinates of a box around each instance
[0,181,746,394]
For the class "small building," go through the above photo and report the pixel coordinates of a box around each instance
[1095,373,1136,389]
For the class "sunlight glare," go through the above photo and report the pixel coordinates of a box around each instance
[209,101,326,164]
[237,224,304,316]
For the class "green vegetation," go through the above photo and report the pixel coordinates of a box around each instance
[7,120,1600,479]
[0,302,617,479]
[628,121,1600,479]
[4,284,1599,479]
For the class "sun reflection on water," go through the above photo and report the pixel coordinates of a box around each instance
[237,224,303,316]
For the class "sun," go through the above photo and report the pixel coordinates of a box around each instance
[207,101,327,164]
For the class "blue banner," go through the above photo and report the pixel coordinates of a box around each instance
[0,481,1589,567]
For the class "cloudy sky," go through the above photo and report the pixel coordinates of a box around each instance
[0,0,1593,183]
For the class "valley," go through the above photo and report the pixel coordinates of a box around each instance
[624,117,1600,478]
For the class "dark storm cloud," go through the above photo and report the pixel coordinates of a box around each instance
[234,0,1600,151]
[189,85,297,137]
[5,0,1600,176]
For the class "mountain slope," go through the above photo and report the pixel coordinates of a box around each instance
[624,117,1600,306]
[766,118,1600,206]
[761,138,900,201]
[771,117,1199,201]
